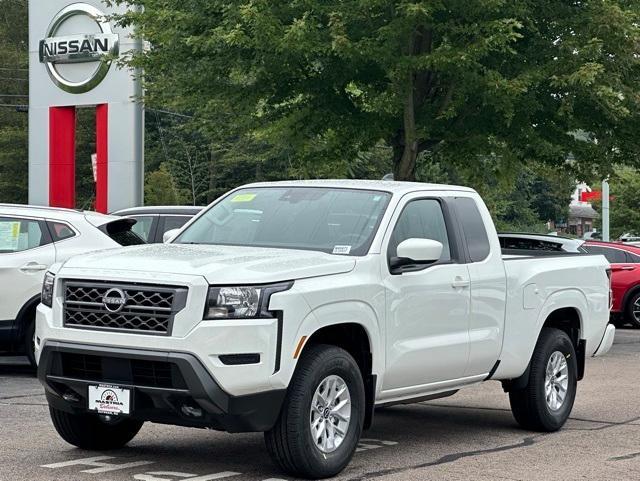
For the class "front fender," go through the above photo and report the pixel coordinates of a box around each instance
[269,300,383,392]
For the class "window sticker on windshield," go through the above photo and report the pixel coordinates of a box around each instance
[0,221,20,251]
[231,193,257,202]
[333,245,352,255]
[373,195,382,201]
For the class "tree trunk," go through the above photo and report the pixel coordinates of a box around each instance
[208,145,217,203]
[393,71,419,181]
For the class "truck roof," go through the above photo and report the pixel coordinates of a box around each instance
[241,179,476,194]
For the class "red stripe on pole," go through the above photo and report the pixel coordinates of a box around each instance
[95,104,108,213]
[49,107,76,208]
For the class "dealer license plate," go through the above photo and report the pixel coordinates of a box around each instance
[88,384,131,415]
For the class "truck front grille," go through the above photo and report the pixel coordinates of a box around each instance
[63,281,188,335]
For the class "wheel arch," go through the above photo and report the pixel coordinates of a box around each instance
[620,283,640,316]
[504,303,585,392]
[298,321,377,430]
[13,293,40,342]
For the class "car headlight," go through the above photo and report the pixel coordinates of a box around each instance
[205,283,292,319]
[42,272,55,308]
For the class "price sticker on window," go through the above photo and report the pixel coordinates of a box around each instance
[0,221,20,251]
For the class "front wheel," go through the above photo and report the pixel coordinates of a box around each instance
[50,407,143,450]
[509,328,577,432]
[265,344,365,479]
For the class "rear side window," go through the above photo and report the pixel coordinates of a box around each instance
[627,252,640,263]
[0,217,51,253]
[454,197,490,262]
[48,221,76,241]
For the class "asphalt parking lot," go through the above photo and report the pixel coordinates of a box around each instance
[1,330,639,481]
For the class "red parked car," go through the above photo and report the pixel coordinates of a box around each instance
[584,240,640,327]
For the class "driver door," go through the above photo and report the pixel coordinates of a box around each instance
[380,196,470,398]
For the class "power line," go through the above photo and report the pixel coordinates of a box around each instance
[146,107,194,119]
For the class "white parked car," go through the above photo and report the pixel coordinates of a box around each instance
[0,204,145,365]
[618,233,640,247]
[35,181,614,479]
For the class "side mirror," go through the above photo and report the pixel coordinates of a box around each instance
[163,228,181,244]
[393,238,443,271]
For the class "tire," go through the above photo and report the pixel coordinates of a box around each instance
[625,291,640,328]
[265,344,365,479]
[509,327,577,432]
[24,317,36,368]
[49,406,143,450]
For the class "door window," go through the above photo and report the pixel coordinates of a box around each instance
[388,199,451,262]
[129,216,155,242]
[0,217,51,253]
[584,245,627,263]
[160,216,192,238]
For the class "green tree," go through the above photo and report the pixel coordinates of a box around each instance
[0,0,28,203]
[595,167,640,239]
[114,0,640,181]
[144,164,187,205]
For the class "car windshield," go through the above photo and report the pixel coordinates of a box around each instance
[174,187,391,256]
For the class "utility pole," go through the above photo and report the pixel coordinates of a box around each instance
[602,179,610,241]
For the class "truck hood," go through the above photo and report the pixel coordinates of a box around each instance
[61,244,356,284]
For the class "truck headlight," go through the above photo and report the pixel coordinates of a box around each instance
[42,272,55,308]
[205,283,292,319]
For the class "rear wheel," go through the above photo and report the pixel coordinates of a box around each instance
[625,291,640,328]
[509,328,577,432]
[50,407,143,450]
[265,344,365,479]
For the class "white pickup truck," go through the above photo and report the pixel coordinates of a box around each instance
[36,180,615,479]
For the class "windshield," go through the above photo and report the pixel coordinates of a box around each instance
[175,187,391,256]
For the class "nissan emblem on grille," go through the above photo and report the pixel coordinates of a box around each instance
[102,288,127,313]
[62,281,187,335]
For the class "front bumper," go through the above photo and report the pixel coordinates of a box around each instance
[38,341,286,433]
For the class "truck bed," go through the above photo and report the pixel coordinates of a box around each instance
[493,253,610,380]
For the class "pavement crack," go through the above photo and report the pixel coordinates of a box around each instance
[347,435,542,480]
[609,451,640,461]
[0,393,43,401]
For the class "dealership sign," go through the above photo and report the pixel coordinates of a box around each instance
[39,3,119,93]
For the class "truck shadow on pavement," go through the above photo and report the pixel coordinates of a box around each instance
[59,402,535,480]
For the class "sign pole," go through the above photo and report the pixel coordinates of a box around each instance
[602,179,610,242]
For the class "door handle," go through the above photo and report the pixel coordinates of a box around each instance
[620,266,636,271]
[19,262,47,273]
[452,277,470,289]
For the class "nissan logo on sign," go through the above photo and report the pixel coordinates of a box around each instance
[39,3,120,93]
